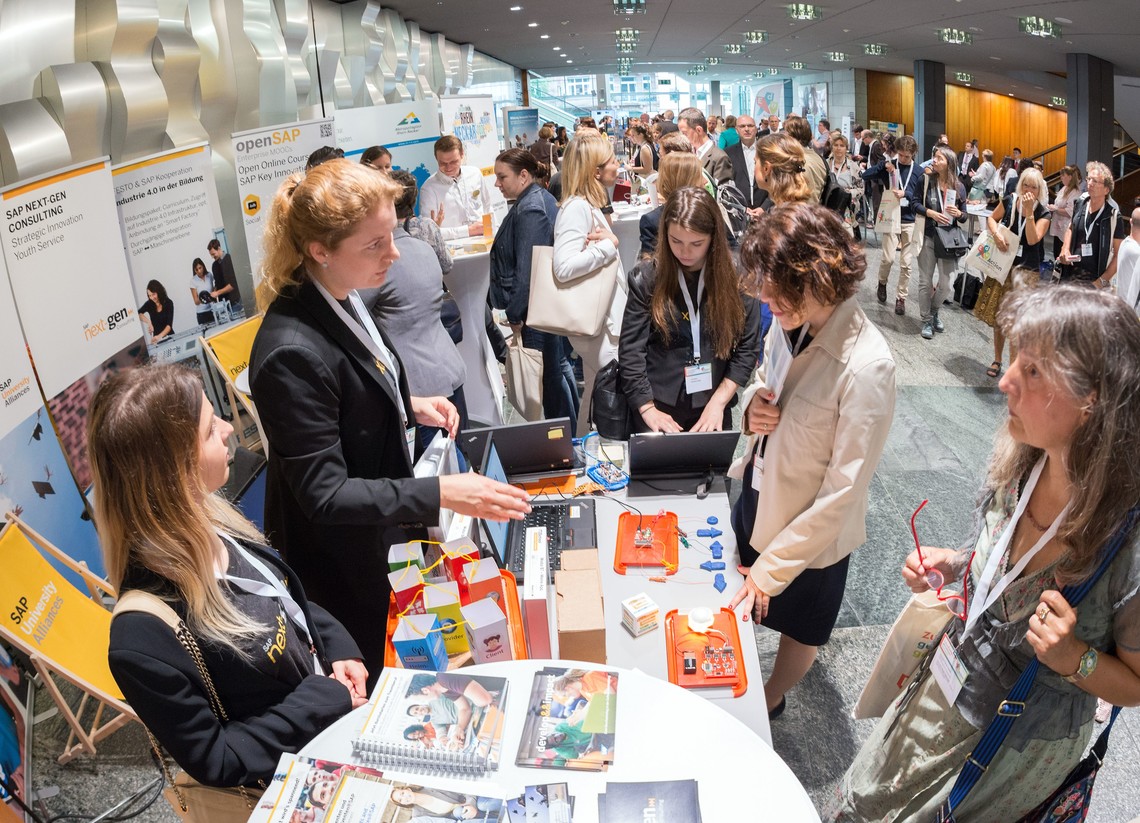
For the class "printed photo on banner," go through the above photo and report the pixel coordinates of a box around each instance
[797,82,829,134]
[335,101,442,195]
[0,642,32,816]
[501,108,541,153]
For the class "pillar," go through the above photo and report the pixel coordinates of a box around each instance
[710,80,722,117]
[1066,53,1114,167]
[913,60,946,159]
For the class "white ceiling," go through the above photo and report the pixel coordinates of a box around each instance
[383,0,1140,110]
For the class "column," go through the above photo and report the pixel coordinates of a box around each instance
[1066,53,1114,167]
[913,60,946,159]
[710,80,722,117]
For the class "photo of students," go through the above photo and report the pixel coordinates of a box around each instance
[137,279,174,344]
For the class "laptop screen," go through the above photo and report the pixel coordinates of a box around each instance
[479,441,511,566]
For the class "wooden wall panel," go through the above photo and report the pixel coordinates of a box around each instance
[867,71,1068,175]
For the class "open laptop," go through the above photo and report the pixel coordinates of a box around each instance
[458,418,583,483]
[479,440,597,582]
[627,431,740,497]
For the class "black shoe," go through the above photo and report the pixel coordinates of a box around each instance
[876,283,887,303]
[894,297,905,315]
[768,696,787,721]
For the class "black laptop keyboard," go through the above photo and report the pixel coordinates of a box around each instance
[508,505,568,576]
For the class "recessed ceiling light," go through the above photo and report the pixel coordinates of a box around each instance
[989,56,1002,61]
[955,71,973,83]
[1020,16,1061,38]
[863,43,887,56]
[509,5,522,10]
[825,51,848,62]
[528,22,538,27]
[540,34,549,38]
[787,3,822,21]
[938,28,972,45]
[1052,96,1066,106]
[566,59,573,63]
[743,30,768,44]
[1008,92,1015,97]
[789,61,805,70]
[552,46,561,50]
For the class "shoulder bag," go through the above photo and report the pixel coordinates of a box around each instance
[590,359,632,441]
[928,180,969,259]
[504,337,544,421]
[113,591,259,823]
[526,212,621,338]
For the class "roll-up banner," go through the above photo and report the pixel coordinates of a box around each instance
[335,100,441,192]
[440,96,499,170]
[112,144,227,347]
[232,118,334,282]
[0,159,147,495]
[502,107,541,153]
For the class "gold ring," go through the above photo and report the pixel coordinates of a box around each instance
[1036,604,1051,622]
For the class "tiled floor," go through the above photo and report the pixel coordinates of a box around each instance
[23,238,1139,822]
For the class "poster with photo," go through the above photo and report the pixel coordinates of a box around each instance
[335,101,442,192]
[0,642,32,821]
[797,82,829,134]
[439,96,499,170]
[502,107,541,153]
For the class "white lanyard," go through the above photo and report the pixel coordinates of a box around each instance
[1082,202,1106,245]
[676,268,706,362]
[218,534,324,675]
[964,456,1070,635]
[313,279,408,432]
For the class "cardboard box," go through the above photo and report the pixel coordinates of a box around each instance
[554,548,606,664]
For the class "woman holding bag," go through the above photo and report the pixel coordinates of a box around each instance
[552,133,626,436]
[829,285,1140,822]
[907,146,967,340]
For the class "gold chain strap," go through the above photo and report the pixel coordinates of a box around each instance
[144,726,187,812]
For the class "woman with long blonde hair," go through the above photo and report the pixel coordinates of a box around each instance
[754,132,812,210]
[97,364,365,787]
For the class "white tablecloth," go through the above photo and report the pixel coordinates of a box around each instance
[611,202,655,273]
[446,239,505,426]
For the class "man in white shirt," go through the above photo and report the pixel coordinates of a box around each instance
[1115,207,1140,312]
[677,107,734,187]
[725,115,765,217]
[417,135,495,241]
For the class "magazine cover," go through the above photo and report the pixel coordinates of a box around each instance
[515,667,618,771]
[597,780,701,823]
[355,670,509,774]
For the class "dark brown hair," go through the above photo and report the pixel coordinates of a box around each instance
[739,202,865,312]
[496,147,547,181]
[782,115,812,146]
[434,134,463,156]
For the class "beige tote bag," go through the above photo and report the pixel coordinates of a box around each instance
[504,338,545,421]
[526,245,621,338]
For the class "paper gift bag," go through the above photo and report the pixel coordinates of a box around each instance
[387,541,424,572]
[462,557,504,606]
[424,581,470,655]
[874,194,902,234]
[462,598,512,664]
[389,566,425,615]
[391,613,448,670]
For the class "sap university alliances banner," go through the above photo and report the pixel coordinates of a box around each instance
[233,118,334,281]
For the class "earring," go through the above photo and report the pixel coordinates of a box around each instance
[321,259,329,268]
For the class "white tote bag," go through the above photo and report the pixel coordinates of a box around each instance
[526,245,620,338]
[852,591,951,720]
[874,194,901,234]
[504,338,544,421]
[963,224,1020,285]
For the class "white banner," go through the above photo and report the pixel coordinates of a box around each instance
[440,96,500,170]
[233,118,334,281]
[335,101,441,193]
[502,107,541,152]
[1,160,142,399]
[0,276,39,440]
[112,144,226,345]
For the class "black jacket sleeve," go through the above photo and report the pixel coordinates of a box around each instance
[618,263,657,411]
[725,295,762,389]
[308,602,361,663]
[507,199,554,325]
[639,208,661,258]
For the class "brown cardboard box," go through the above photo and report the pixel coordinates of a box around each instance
[554,549,606,664]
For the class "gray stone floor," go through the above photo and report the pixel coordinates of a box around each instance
[21,238,1139,822]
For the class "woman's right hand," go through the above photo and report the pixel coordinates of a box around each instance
[439,473,532,522]
[745,391,781,436]
[586,226,619,247]
[902,546,958,593]
[640,405,683,433]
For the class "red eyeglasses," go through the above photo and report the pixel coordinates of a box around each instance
[911,500,971,620]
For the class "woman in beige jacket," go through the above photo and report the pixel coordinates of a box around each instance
[728,202,897,720]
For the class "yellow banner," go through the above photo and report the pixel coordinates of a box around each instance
[206,315,262,387]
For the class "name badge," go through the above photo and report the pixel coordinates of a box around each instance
[1081,243,1094,258]
[405,426,417,458]
[931,634,968,706]
[684,362,713,394]
[1016,245,1024,258]
[751,452,764,491]
[899,197,909,208]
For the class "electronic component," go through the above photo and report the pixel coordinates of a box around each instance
[682,651,697,675]
[664,608,748,697]
[585,461,628,491]
[633,527,654,547]
[614,511,679,575]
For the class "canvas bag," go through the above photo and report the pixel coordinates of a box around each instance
[965,223,1020,285]
[504,338,544,421]
[526,221,621,338]
[875,195,901,234]
[852,590,951,719]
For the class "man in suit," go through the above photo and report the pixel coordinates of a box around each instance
[658,110,679,135]
[677,107,734,188]
[758,114,781,137]
[958,139,980,191]
[725,115,767,218]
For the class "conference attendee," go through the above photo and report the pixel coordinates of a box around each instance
[554,125,570,157]
[207,239,242,310]
[1048,164,1083,261]
[967,149,997,202]
[657,132,716,198]
[728,202,896,721]
[975,168,1051,378]
[827,134,864,237]
[1115,207,1140,311]
[94,364,366,787]
[529,126,558,169]
[782,115,826,202]
[854,126,870,164]
[862,134,920,315]
[829,284,1140,822]
[758,114,781,137]
[638,152,706,258]
[305,146,344,170]
[388,170,452,276]
[1058,161,1128,287]
[958,139,979,190]
[908,145,967,340]
[189,257,214,325]
[677,107,734,188]
[811,118,831,158]
[250,160,531,675]
[138,280,174,344]
[725,115,766,216]
[624,123,656,177]
[996,155,1018,196]
[489,148,579,428]
[418,135,494,241]
[552,134,626,436]
[657,110,679,135]
[575,116,597,132]
[620,187,759,433]
[717,115,740,151]
[753,132,813,212]
[360,145,392,172]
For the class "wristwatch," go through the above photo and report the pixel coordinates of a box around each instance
[1063,646,1098,684]
[1096,277,1109,289]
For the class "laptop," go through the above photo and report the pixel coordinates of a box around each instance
[479,440,597,582]
[627,431,740,497]
[458,418,583,483]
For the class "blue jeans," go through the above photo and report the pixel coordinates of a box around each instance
[521,326,580,431]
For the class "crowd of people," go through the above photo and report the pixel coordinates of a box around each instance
[84,106,1140,823]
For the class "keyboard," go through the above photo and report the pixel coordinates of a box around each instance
[508,504,568,578]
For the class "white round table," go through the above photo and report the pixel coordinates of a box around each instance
[301,659,820,822]
[610,202,656,273]
[445,240,506,426]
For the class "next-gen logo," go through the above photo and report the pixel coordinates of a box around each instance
[84,306,134,341]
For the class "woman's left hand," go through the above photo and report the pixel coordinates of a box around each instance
[1026,590,1085,676]
[728,567,770,623]
[411,396,460,437]
[690,400,726,432]
[330,659,369,708]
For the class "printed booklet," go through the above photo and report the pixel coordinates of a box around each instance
[515,667,618,772]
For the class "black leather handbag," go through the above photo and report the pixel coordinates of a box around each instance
[933,223,970,259]
[590,359,632,441]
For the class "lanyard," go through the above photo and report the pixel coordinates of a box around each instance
[1082,202,1106,245]
[964,456,1070,635]
[218,534,324,675]
[452,172,479,222]
[312,279,408,432]
[676,268,706,362]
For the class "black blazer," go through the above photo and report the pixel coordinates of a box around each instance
[724,141,767,208]
[619,260,761,413]
[109,541,360,787]
[250,280,440,674]
[639,206,663,258]
[958,154,980,191]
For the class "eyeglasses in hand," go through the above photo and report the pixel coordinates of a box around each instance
[910,499,971,620]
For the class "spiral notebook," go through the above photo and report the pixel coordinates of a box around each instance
[352,669,509,775]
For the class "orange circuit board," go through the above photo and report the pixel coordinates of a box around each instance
[664,608,748,697]
[613,510,679,575]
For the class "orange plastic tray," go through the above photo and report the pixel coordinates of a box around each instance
[384,569,527,668]
[613,511,679,575]
[663,607,748,698]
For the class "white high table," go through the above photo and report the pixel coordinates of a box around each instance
[445,239,506,426]
[299,659,820,822]
[610,201,655,272]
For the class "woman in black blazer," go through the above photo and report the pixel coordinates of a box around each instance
[620,187,761,433]
[250,161,530,678]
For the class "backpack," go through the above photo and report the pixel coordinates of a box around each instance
[716,181,750,242]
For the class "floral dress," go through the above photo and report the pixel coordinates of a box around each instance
[826,482,1140,822]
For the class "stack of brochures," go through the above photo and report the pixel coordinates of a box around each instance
[597,780,702,823]
[515,666,619,772]
[249,753,506,823]
[351,669,509,776]
[505,782,577,822]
